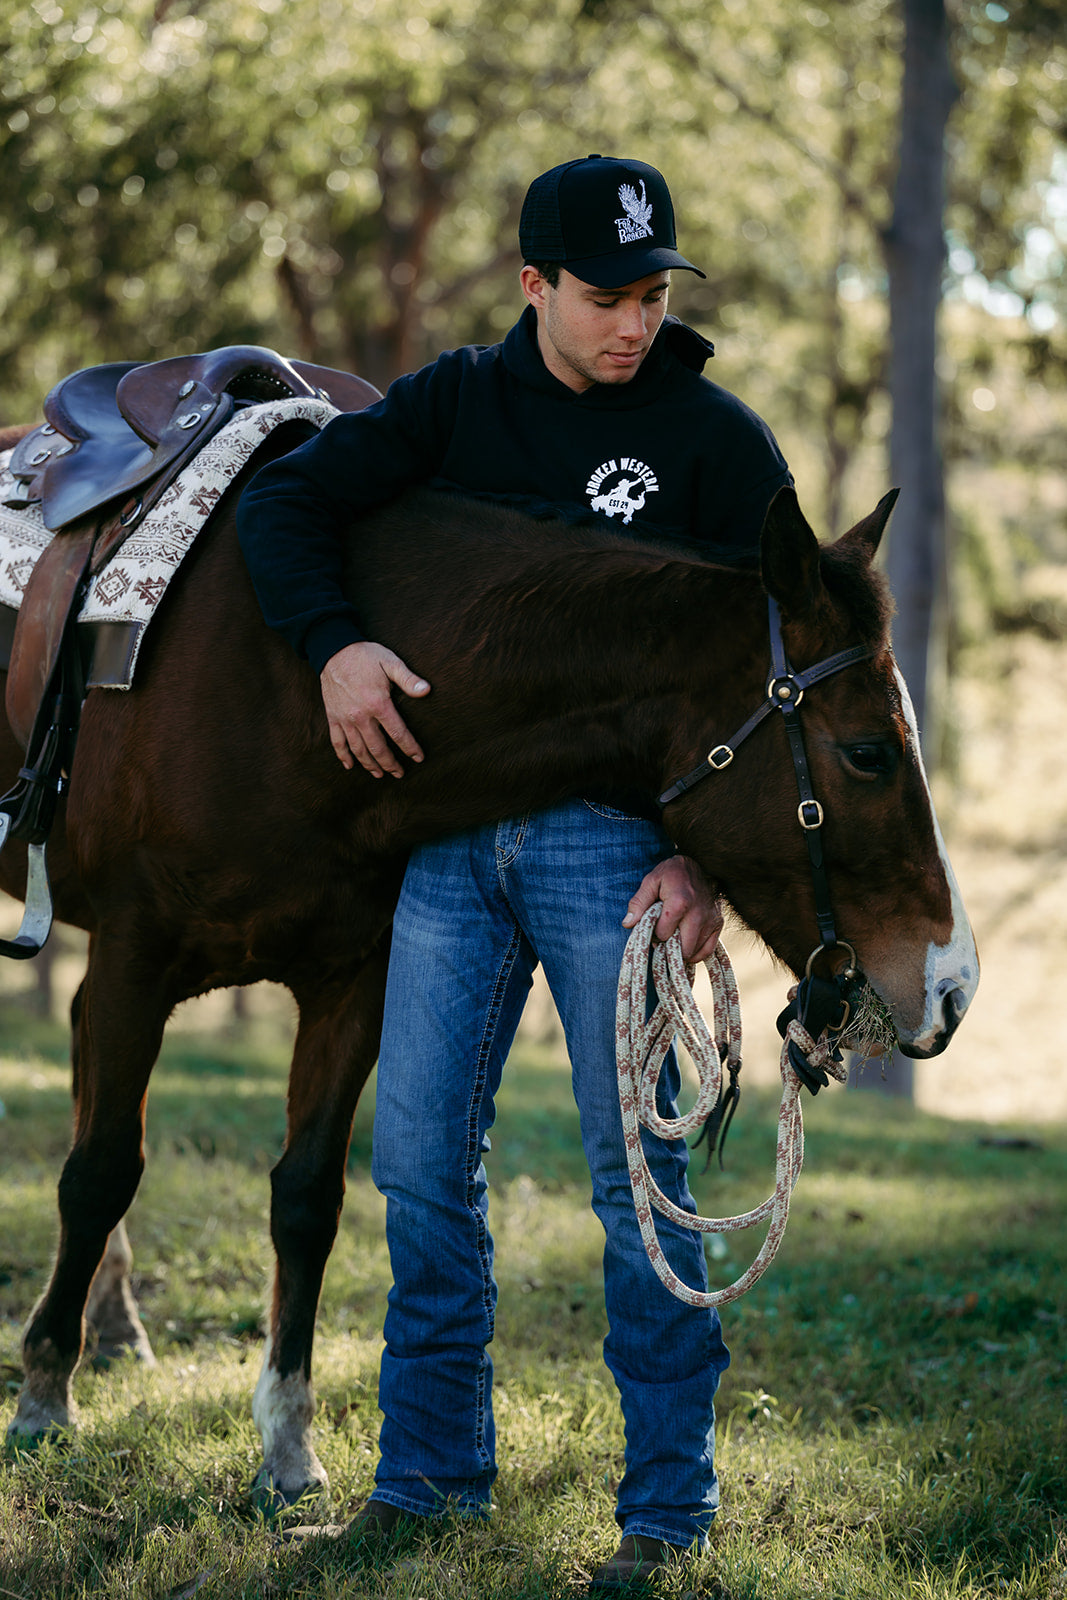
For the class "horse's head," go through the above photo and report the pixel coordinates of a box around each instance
[663,487,978,1061]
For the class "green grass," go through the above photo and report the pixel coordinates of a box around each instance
[0,992,1064,1598]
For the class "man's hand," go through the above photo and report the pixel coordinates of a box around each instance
[622,855,723,964]
[321,641,431,777]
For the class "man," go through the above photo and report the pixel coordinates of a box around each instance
[237,155,792,1591]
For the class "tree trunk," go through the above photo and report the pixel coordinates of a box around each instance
[860,0,958,1099]
[884,0,958,742]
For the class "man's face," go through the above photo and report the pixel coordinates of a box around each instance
[520,266,670,393]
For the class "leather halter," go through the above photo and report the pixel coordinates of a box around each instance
[657,595,874,1093]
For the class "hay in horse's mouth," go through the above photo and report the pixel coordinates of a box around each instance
[841,976,898,1060]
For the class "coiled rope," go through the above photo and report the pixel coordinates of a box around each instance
[616,903,848,1309]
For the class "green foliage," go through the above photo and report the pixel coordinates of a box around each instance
[0,0,611,396]
[0,1000,1064,1597]
[1,0,1063,549]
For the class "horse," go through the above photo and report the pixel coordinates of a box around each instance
[0,453,978,1505]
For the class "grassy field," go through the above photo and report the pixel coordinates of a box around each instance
[0,991,1064,1599]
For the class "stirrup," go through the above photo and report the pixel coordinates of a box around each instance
[0,676,78,962]
[0,823,53,958]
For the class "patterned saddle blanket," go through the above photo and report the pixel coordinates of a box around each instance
[0,396,337,689]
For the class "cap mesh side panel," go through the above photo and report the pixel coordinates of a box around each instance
[519,183,565,259]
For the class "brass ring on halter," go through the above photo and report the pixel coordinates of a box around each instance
[804,940,857,981]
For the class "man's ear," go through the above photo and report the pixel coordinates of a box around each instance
[760,486,823,616]
[520,265,551,312]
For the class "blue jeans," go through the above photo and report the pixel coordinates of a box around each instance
[370,799,730,1547]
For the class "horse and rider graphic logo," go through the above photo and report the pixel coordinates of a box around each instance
[586,457,660,525]
[615,181,654,245]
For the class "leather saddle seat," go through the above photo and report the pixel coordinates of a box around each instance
[0,345,381,957]
[6,344,378,534]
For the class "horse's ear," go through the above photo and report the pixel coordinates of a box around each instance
[760,486,823,615]
[838,487,900,563]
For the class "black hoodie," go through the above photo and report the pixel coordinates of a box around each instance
[237,308,792,675]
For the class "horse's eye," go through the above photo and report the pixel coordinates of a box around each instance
[841,742,896,779]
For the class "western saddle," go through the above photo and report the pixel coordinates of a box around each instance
[0,344,380,957]
[6,344,378,536]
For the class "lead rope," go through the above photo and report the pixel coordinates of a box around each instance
[616,904,848,1309]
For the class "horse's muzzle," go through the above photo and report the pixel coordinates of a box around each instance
[897,983,969,1059]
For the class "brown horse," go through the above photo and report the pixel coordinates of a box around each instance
[0,464,977,1504]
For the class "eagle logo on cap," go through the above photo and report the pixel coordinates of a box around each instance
[616,180,654,244]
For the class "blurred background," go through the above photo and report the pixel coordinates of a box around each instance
[1,0,1065,1120]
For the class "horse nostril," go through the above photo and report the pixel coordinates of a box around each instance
[941,985,967,1039]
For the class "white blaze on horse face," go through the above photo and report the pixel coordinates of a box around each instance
[890,665,979,1054]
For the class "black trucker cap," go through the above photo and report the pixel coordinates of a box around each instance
[519,154,705,288]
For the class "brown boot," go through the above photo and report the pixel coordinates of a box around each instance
[347,1498,425,1545]
[588,1534,684,1592]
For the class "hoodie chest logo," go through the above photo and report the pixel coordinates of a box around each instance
[586,457,660,526]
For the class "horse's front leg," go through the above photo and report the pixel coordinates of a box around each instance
[7,932,168,1443]
[252,939,390,1510]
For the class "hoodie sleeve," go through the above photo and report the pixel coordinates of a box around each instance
[236,355,461,673]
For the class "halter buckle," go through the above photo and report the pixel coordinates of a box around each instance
[707,744,734,770]
[798,798,823,830]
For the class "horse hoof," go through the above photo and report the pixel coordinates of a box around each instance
[5,1426,40,1458]
[89,1327,158,1371]
[5,1386,76,1452]
[5,1417,71,1455]
[250,1467,328,1518]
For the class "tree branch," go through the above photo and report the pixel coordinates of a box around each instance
[652,14,880,226]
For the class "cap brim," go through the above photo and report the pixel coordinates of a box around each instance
[563,247,706,288]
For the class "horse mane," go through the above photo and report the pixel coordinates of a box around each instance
[350,489,767,704]
[355,487,894,672]
[383,487,707,576]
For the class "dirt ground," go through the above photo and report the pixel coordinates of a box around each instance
[2,629,1064,1128]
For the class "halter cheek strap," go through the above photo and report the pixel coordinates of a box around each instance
[657,595,873,1092]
